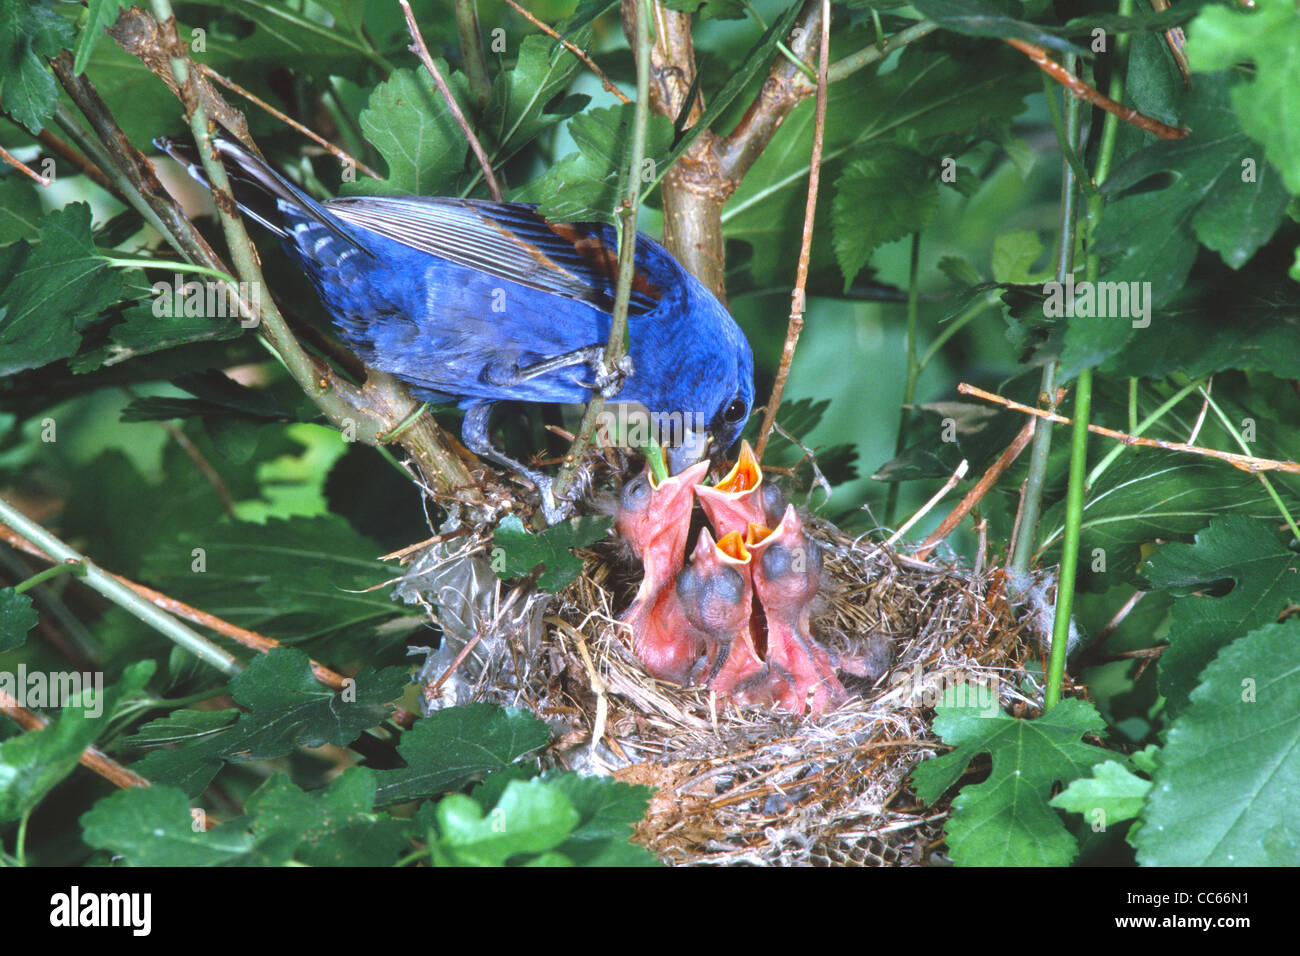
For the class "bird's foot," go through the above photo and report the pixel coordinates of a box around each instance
[531,474,574,526]
[579,352,634,399]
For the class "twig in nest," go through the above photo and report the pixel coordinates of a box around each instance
[198,64,381,180]
[959,382,1300,475]
[399,0,502,201]
[755,0,831,461]
[916,422,1034,560]
[502,0,630,104]
[1004,39,1187,140]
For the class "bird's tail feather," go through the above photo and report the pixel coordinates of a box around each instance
[154,134,362,252]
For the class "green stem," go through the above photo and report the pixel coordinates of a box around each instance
[917,291,998,372]
[548,0,654,520]
[13,561,87,594]
[0,495,242,675]
[823,20,939,85]
[454,0,491,109]
[103,257,236,283]
[16,809,30,867]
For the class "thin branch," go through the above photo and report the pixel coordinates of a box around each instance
[0,691,150,790]
[34,127,119,197]
[198,63,381,180]
[885,459,969,548]
[1005,38,1187,140]
[753,0,830,461]
[400,0,502,201]
[503,0,630,104]
[454,0,492,108]
[958,382,1300,475]
[0,143,52,186]
[915,420,1035,560]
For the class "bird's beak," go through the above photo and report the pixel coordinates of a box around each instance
[666,427,714,475]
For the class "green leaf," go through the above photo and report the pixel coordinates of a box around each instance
[0,203,136,375]
[832,146,939,288]
[73,0,127,74]
[81,785,257,866]
[1072,81,1292,376]
[483,35,583,160]
[435,778,580,866]
[121,708,239,748]
[991,230,1049,284]
[352,67,470,195]
[246,767,410,866]
[544,771,658,866]
[0,175,42,245]
[492,514,612,593]
[0,0,74,132]
[0,587,37,651]
[1136,619,1300,865]
[515,104,676,224]
[911,0,1088,57]
[135,649,407,795]
[373,703,550,808]
[0,661,154,823]
[1049,760,1152,825]
[912,688,1122,866]
[1187,0,1300,194]
[1141,515,1300,715]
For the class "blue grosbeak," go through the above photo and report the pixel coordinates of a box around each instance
[156,136,755,519]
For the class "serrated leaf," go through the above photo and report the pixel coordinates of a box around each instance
[492,514,612,593]
[0,176,42,245]
[544,771,658,866]
[483,34,583,160]
[1187,0,1300,194]
[832,146,939,288]
[73,0,127,74]
[121,709,239,748]
[1140,515,1300,716]
[435,778,579,866]
[1136,619,1300,865]
[373,703,550,807]
[352,67,470,195]
[0,587,37,651]
[0,0,74,132]
[912,688,1122,866]
[81,785,258,866]
[245,767,410,866]
[991,230,1049,284]
[1049,760,1152,825]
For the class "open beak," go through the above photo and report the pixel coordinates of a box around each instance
[665,427,714,475]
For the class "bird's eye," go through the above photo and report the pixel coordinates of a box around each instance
[620,474,651,512]
[722,397,747,424]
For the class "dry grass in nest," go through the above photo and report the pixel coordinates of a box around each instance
[406,507,1042,866]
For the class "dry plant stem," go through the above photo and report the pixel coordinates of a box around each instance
[0,691,150,790]
[505,0,630,104]
[0,522,420,729]
[959,383,1300,475]
[916,421,1035,560]
[885,459,968,547]
[34,127,119,196]
[1004,39,1187,140]
[753,0,830,462]
[198,64,381,179]
[0,143,52,185]
[400,0,502,202]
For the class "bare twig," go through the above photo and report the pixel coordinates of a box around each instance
[0,690,151,790]
[504,0,630,104]
[1005,39,1187,140]
[754,0,830,461]
[0,142,52,186]
[198,64,381,180]
[885,459,969,547]
[959,382,1300,475]
[34,127,119,197]
[916,421,1035,560]
[400,0,502,201]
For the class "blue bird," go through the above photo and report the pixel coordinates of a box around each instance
[155,136,755,521]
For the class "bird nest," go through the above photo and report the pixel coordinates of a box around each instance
[397,511,1039,867]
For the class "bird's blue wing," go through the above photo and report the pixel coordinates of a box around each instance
[324,197,662,316]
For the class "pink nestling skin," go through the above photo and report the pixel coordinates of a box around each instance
[632,585,706,684]
[617,459,709,682]
[677,529,783,703]
[694,440,778,538]
[748,505,848,716]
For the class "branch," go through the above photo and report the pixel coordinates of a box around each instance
[753,0,830,461]
[504,0,630,104]
[0,143,51,186]
[454,0,492,109]
[0,690,150,790]
[958,382,1300,475]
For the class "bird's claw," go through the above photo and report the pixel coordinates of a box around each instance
[581,353,634,399]
[533,475,575,526]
